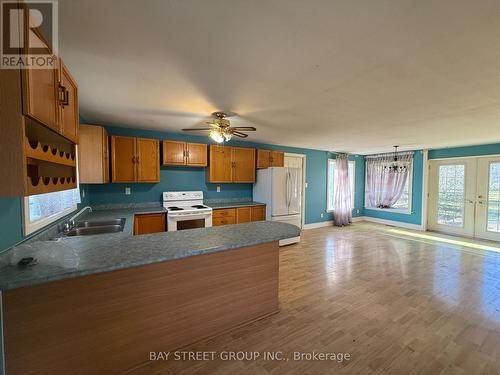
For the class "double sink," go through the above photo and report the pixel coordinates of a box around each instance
[65,218,126,237]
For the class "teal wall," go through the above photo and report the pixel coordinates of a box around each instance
[429,142,500,159]
[86,125,365,225]
[0,198,24,251]
[363,150,424,225]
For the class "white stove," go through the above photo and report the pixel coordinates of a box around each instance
[163,191,212,231]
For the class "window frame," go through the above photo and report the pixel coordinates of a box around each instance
[364,159,413,214]
[23,197,78,235]
[327,158,356,213]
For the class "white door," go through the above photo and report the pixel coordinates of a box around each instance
[428,158,477,237]
[287,167,302,215]
[475,157,500,241]
[271,167,289,216]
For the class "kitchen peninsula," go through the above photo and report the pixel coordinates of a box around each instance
[0,210,300,375]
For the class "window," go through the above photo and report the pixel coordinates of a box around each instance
[24,188,81,234]
[364,159,413,213]
[327,159,355,212]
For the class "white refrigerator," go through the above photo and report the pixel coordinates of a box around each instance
[253,167,302,235]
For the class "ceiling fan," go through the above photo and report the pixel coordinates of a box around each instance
[182,112,256,143]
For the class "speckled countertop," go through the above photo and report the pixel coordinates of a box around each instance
[207,201,266,209]
[0,207,300,290]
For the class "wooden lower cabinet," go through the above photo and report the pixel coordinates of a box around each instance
[213,205,266,226]
[133,213,166,235]
[251,205,266,221]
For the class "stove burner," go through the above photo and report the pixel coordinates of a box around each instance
[167,206,184,211]
[191,205,207,209]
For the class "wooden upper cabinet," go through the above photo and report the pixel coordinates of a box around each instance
[232,147,256,183]
[186,143,207,166]
[22,55,59,133]
[257,149,271,169]
[208,145,233,183]
[78,124,109,184]
[270,151,284,167]
[163,140,186,166]
[163,141,207,167]
[111,136,136,183]
[257,149,284,168]
[136,138,160,182]
[59,61,79,142]
[111,136,160,183]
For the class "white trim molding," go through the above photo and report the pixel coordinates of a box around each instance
[303,220,334,229]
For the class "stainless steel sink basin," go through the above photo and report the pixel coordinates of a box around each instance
[65,218,126,236]
[66,225,124,236]
[75,218,126,228]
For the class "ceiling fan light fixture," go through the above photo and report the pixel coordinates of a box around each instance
[209,129,224,143]
[223,131,232,142]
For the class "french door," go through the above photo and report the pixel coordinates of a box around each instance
[428,156,500,241]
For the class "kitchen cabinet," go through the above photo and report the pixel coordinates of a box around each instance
[0,29,79,196]
[163,140,207,167]
[236,207,252,223]
[78,125,109,184]
[251,205,266,221]
[213,205,266,226]
[58,61,79,143]
[111,136,160,183]
[257,149,284,169]
[207,145,256,183]
[134,213,166,235]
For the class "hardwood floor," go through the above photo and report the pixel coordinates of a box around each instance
[130,223,500,375]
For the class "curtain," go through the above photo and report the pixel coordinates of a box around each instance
[333,154,352,226]
[366,152,413,209]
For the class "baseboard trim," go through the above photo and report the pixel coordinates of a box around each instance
[303,221,333,229]
[359,216,424,230]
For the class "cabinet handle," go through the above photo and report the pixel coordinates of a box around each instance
[59,85,69,106]
[186,150,190,158]
[132,156,136,163]
[136,156,140,163]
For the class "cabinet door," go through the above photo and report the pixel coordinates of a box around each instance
[251,205,266,221]
[270,151,284,167]
[257,150,271,169]
[59,61,79,142]
[111,136,136,182]
[163,140,186,166]
[134,213,165,235]
[232,147,256,183]
[137,138,160,182]
[236,207,252,223]
[186,143,207,166]
[208,145,233,182]
[79,124,108,183]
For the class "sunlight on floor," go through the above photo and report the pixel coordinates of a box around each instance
[387,229,500,253]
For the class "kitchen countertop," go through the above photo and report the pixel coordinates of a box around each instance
[207,201,266,209]
[0,207,300,290]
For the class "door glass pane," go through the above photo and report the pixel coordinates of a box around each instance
[487,162,500,232]
[437,165,465,227]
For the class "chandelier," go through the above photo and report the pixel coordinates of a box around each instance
[383,146,408,173]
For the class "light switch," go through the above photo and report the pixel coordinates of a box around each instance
[305,182,308,188]
[125,187,131,195]
[217,186,221,193]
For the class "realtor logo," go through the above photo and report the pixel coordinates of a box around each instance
[1,0,58,69]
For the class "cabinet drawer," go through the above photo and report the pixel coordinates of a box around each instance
[213,208,236,218]
[213,216,236,226]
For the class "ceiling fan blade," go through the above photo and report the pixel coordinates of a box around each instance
[232,131,249,138]
[230,126,256,131]
[182,128,213,131]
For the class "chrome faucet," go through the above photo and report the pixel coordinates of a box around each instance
[61,206,92,232]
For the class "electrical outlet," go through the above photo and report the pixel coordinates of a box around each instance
[217,186,221,193]
[356,209,360,214]
[320,213,324,218]
[125,187,131,195]
[305,182,308,188]
[81,189,85,198]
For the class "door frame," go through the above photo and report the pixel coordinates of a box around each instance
[284,152,306,229]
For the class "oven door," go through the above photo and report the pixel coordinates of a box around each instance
[167,212,213,231]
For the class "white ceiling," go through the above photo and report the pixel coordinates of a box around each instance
[60,0,500,154]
